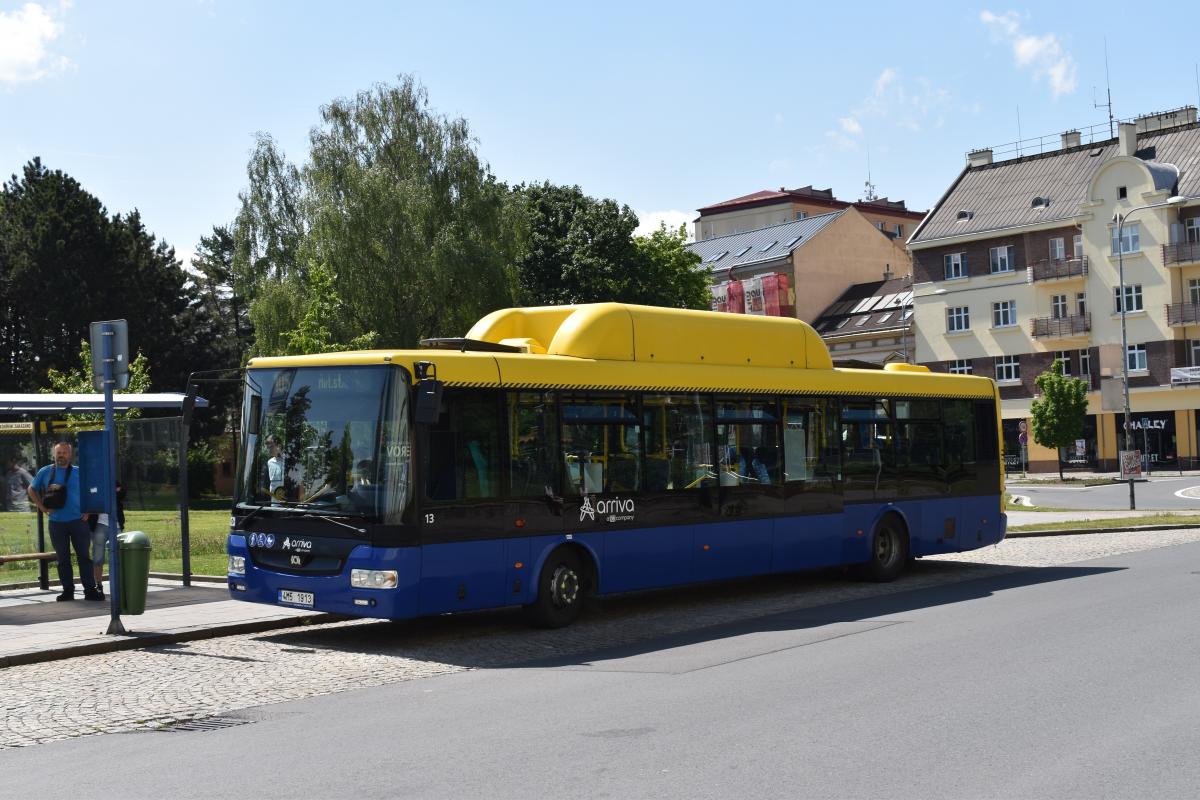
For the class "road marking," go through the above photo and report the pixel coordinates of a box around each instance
[1172,485,1200,500]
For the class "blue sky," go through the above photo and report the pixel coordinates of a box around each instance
[3,0,1198,267]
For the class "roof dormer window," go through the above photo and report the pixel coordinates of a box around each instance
[956,210,974,222]
[1031,196,1050,209]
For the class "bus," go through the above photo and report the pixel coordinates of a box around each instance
[227,303,1005,627]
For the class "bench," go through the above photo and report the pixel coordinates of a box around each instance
[0,552,56,566]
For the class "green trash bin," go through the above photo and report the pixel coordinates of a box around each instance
[117,530,151,615]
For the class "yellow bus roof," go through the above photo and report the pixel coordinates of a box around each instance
[248,303,996,399]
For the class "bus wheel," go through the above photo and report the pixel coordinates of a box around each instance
[528,548,584,629]
[866,516,908,582]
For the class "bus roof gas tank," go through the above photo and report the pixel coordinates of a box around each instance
[466,303,833,370]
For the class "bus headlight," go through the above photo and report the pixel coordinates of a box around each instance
[228,555,246,576]
[351,569,397,589]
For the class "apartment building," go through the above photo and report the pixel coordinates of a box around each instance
[694,185,926,242]
[810,276,914,366]
[687,207,910,325]
[909,108,1200,472]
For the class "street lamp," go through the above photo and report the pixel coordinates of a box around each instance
[1113,194,1188,509]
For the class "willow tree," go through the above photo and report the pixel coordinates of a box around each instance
[234,76,520,354]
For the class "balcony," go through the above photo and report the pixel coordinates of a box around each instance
[1029,255,1088,282]
[1163,241,1200,266]
[1030,313,1090,338]
[1166,302,1200,326]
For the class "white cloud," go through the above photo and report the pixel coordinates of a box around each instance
[634,210,694,240]
[823,67,952,149]
[0,2,70,84]
[981,10,1077,97]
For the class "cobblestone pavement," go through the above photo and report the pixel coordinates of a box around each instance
[4,527,1200,750]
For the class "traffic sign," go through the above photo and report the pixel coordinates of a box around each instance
[1019,432,1028,445]
[1018,420,1027,433]
[89,319,129,391]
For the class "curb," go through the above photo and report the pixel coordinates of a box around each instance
[0,612,343,670]
[1006,522,1200,538]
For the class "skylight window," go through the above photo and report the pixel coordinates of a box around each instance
[836,318,850,330]
[1031,196,1050,209]
[707,251,728,263]
[735,246,751,257]
[956,210,974,221]
[855,315,870,327]
[759,240,778,252]
[785,236,802,248]
[878,313,893,323]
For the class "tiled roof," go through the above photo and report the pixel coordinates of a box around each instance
[697,190,792,212]
[686,212,843,272]
[911,121,1200,244]
[811,277,913,337]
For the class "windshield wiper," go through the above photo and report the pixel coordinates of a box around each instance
[299,512,367,535]
[234,502,271,529]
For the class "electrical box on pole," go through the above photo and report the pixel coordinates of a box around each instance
[90,319,129,392]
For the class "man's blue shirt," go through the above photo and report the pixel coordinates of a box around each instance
[31,464,81,522]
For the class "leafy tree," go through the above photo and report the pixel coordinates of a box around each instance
[192,224,252,367]
[632,223,709,310]
[511,185,708,309]
[1030,358,1089,480]
[234,76,520,352]
[42,338,152,420]
[284,261,378,355]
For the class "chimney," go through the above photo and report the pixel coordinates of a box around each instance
[1061,130,1081,149]
[883,264,893,280]
[967,148,993,167]
[1118,122,1138,157]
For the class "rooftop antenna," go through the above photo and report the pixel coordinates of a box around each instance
[863,145,877,202]
[1094,38,1115,137]
[1016,105,1022,155]
[1195,63,1199,110]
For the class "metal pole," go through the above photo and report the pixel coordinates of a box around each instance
[179,385,198,587]
[1118,213,1136,510]
[102,323,126,635]
[31,417,48,591]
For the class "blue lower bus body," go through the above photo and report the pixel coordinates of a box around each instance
[228,495,1005,620]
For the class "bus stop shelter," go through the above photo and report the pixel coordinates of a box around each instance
[0,392,209,589]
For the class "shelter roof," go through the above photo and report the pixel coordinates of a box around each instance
[0,393,207,413]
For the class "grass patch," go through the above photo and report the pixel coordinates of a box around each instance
[0,509,232,585]
[1008,513,1200,533]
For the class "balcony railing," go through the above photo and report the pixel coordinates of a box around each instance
[1163,241,1200,266]
[1166,302,1200,326]
[1030,313,1090,338]
[1029,255,1088,282]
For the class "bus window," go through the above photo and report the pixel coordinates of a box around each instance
[782,398,839,484]
[561,393,641,495]
[507,392,559,498]
[895,399,944,496]
[423,390,502,501]
[841,400,895,499]
[944,400,978,494]
[716,398,781,486]
[644,394,715,492]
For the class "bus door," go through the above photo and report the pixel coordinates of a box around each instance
[704,396,784,581]
[416,390,508,613]
[777,397,843,570]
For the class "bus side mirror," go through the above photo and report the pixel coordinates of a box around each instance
[414,379,443,425]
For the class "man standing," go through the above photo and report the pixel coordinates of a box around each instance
[28,442,102,601]
[6,455,32,512]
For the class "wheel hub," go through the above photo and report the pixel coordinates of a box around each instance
[550,565,579,608]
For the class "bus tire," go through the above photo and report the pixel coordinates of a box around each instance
[866,515,908,582]
[527,548,585,629]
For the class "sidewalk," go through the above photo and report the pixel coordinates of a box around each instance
[0,579,338,668]
[1006,509,1197,526]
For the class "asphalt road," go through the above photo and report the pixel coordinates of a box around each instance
[1013,475,1200,510]
[4,538,1199,799]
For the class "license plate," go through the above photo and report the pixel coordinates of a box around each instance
[278,589,314,607]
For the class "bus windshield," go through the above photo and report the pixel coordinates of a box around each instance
[236,365,412,523]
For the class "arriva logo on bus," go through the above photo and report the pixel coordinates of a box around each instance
[579,496,636,523]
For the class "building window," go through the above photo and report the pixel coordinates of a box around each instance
[1073,234,1083,257]
[1190,278,1200,306]
[895,224,904,237]
[1049,237,1066,261]
[1051,294,1067,319]
[876,221,886,231]
[995,356,1020,382]
[949,359,973,374]
[989,246,1014,273]
[944,252,966,280]
[1186,217,1200,243]
[947,306,970,332]
[1111,224,1141,255]
[1114,284,1143,313]
[1190,340,1200,367]
[992,300,1017,328]
[1118,186,1128,200]
[1055,350,1072,375]
[1126,344,1148,372]
[1079,349,1091,377]
[1076,292,1088,316]
[795,211,807,220]
[701,222,713,240]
